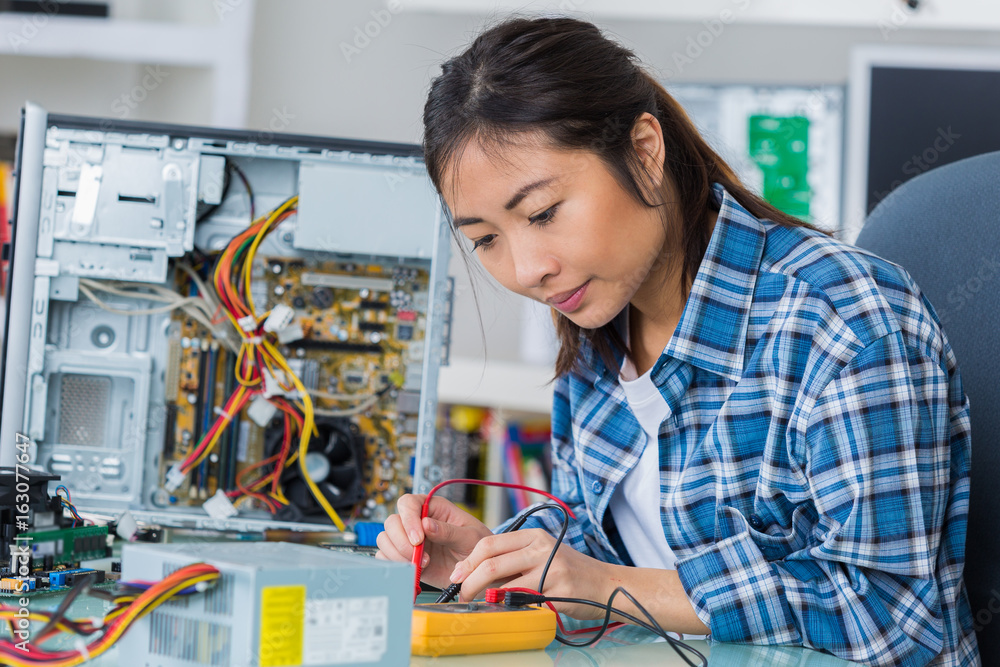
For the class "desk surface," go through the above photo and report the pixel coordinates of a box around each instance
[20,583,861,667]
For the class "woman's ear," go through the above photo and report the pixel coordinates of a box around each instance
[631,112,666,194]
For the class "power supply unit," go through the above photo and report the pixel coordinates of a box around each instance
[118,540,413,666]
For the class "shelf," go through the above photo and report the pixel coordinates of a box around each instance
[0,8,255,127]
[404,0,1000,31]
[437,357,554,414]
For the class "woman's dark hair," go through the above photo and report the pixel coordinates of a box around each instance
[423,16,820,378]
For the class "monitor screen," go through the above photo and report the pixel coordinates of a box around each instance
[845,46,1000,238]
[867,66,1000,214]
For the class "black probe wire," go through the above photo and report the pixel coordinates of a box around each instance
[434,502,569,603]
[504,502,569,595]
[503,505,705,664]
[542,590,707,666]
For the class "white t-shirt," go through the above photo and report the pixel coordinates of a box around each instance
[610,332,709,640]
[608,352,678,570]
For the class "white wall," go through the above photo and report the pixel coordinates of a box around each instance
[4,0,1000,365]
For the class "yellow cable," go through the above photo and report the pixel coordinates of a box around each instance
[243,196,297,318]
[262,339,346,531]
[0,573,219,667]
[203,194,342,530]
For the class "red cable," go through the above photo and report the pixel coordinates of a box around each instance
[179,387,253,472]
[410,478,576,602]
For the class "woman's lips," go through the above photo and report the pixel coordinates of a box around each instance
[548,281,589,313]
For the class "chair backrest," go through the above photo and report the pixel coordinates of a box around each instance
[855,151,1000,662]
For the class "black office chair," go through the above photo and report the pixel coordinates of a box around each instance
[855,151,1000,663]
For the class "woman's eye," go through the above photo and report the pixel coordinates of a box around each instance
[472,234,497,251]
[529,203,560,226]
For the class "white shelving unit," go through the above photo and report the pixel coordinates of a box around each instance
[405,0,1000,31]
[0,3,255,127]
[438,357,555,414]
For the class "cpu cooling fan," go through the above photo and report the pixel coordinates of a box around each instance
[265,415,367,522]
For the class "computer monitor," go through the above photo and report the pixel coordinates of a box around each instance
[844,45,1000,240]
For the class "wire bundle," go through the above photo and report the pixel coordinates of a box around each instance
[0,563,220,667]
[200,194,346,530]
[226,397,303,513]
[53,486,85,528]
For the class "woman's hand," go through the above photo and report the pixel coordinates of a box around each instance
[451,528,712,635]
[375,493,493,590]
[449,527,614,620]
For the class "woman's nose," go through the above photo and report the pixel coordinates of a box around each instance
[510,236,560,290]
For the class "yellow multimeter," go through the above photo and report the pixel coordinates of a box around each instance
[411,601,557,656]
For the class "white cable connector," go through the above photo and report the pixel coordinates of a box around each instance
[237,315,257,333]
[246,395,279,427]
[164,464,187,492]
[277,322,304,344]
[263,303,295,333]
[115,510,139,542]
[202,489,238,520]
[261,368,291,398]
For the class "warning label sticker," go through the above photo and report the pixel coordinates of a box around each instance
[304,596,388,665]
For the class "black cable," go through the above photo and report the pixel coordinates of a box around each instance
[435,502,570,604]
[542,590,707,666]
[35,572,97,640]
[195,158,232,223]
[502,502,568,595]
[227,161,255,223]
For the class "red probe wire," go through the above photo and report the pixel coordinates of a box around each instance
[410,478,576,601]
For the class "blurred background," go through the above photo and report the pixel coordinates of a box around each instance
[1,0,999,508]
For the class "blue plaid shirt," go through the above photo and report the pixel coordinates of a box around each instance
[502,184,979,666]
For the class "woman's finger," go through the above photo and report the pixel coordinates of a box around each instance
[455,545,540,602]
[379,514,415,560]
[455,530,541,578]
[422,516,469,548]
[396,494,429,546]
[375,529,409,563]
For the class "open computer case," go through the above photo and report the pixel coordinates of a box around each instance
[0,103,453,533]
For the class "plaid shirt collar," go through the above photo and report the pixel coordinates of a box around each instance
[589,183,765,391]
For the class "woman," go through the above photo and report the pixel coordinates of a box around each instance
[375,16,978,666]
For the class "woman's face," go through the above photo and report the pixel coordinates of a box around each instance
[441,128,671,331]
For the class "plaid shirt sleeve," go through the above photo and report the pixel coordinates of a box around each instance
[676,327,966,667]
[494,374,627,564]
